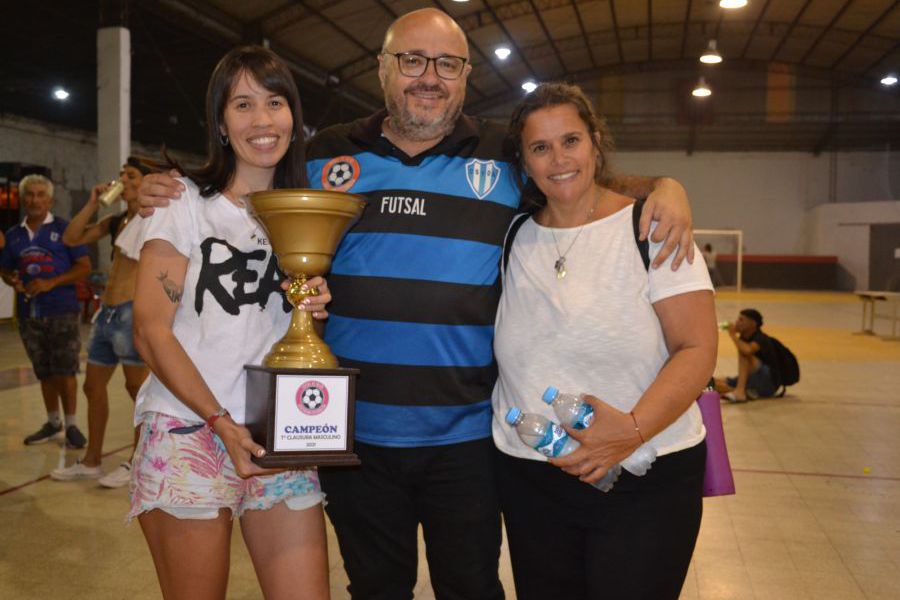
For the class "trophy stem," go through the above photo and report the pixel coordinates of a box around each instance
[263,275,338,369]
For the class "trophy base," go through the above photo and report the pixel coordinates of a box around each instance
[245,365,360,468]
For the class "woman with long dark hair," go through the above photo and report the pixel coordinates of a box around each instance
[130,46,330,599]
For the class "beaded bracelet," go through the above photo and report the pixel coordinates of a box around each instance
[629,411,646,443]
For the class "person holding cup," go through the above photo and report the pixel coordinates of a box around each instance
[51,157,153,486]
[128,46,331,599]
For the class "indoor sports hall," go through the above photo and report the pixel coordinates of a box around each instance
[2,1,898,599]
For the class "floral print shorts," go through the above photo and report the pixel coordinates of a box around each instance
[128,412,323,522]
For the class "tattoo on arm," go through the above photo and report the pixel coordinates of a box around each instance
[157,271,184,304]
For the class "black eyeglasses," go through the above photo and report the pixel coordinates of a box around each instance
[383,52,468,80]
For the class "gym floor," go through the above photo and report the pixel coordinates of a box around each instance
[1,290,898,599]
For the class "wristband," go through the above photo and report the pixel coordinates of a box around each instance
[206,407,230,429]
[629,411,646,444]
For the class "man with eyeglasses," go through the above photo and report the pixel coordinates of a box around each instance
[139,8,695,598]
[305,8,695,599]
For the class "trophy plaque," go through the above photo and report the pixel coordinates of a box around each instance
[244,189,365,467]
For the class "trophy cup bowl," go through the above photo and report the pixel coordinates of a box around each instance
[249,189,365,369]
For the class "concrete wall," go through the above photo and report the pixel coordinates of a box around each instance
[614,150,899,256]
[3,114,898,289]
[807,201,900,290]
[0,114,196,269]
[0,114,181,217]
[614,150,899,289]
[1,114,101,220]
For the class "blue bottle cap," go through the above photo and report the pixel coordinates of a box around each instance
[542,386,559,404]
[505,407,522,424]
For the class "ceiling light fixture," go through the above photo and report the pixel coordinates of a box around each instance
[521,80,538,93]
[494,47,511,60]
[719,0,748,8]
[881,74,898,86]
[700,40,722,64]
[52,87,70,101]
[692,77,712,97]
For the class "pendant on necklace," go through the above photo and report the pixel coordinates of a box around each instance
[554,257,567,280]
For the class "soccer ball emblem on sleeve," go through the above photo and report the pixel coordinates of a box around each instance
[321,156,360,192]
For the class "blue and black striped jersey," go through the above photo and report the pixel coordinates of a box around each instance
[307,110,520,447]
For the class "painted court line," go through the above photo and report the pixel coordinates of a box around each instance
[734,467,900,482]
[0,443,133,497]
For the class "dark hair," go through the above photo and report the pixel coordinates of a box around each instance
[506,82,614,210]
[125,156,153,176]
[740,308,763,328]
[167,45,308,197]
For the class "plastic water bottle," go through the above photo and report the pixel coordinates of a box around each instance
[505,407,620,492]
[542,386,658,477]
[541,386,593,429]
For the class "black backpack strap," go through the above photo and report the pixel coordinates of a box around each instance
[631,198,651,271]
[502,212,532,276]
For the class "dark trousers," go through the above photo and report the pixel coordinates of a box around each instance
[319,438,504,600]
[497,441,706,600]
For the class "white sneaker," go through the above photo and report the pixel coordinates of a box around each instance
[51,460,103,481]
[98,462,132,488]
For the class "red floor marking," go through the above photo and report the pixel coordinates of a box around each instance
[0,443,133,497]
[733,467,900,482]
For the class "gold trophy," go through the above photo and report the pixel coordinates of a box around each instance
[244,189,365,467]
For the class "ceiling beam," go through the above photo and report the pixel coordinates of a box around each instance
[433,0,515,93]
[571,0,597,70]
[648,0,653,61]
[150,0,380,113]
[813,81,840,154]
[527,0,566,73]
[296,0,371,56]
[481,0,540,80]
[769,0,814,62]
[679,0,693,59]
[686,119,696,156]
[831,0,900,70]
[740,0,773,59]
[610,0,624,64]
[466,57,866,113]
[798,0,854,65]
[861,38,900,78]
[250,2,307,34]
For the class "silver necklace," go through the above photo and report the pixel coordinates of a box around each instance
[549,201,597,280]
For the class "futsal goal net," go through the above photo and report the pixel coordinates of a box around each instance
[695,229,743,293]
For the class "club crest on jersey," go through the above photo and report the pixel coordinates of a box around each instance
[321,156,360,192]
[465,159,501,200]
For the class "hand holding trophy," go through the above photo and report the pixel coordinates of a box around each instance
[245,188,365,467]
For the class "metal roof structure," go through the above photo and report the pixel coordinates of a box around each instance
[3,0,898,154]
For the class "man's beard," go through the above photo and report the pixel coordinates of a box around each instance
[385,83,463,142]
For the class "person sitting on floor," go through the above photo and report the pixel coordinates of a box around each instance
[714,308,778,402]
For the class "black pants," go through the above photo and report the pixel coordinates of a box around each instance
[497,441,706,600]
[319,438,505,600]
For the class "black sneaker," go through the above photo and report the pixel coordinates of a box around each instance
[24,421,63,445]
[65,425,87,449]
